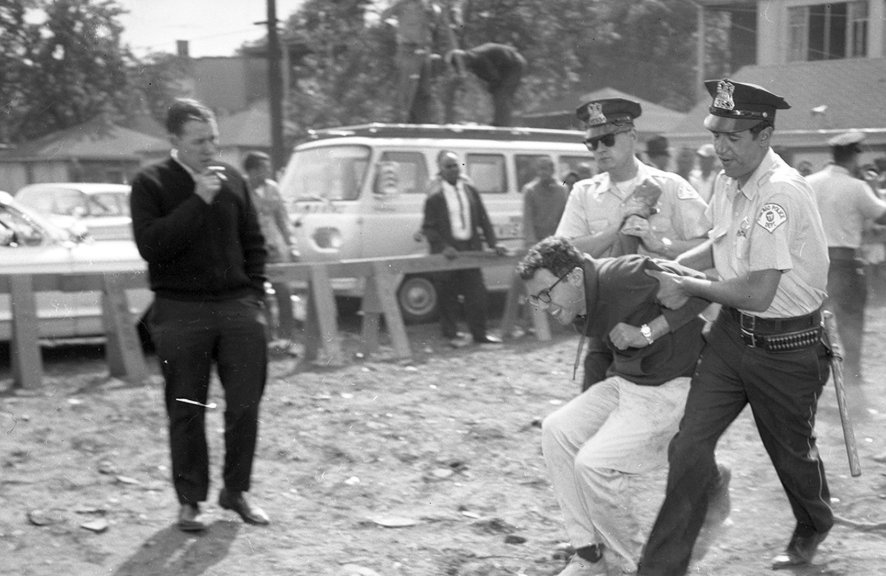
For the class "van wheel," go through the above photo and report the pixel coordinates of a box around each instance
[397,275,439,324]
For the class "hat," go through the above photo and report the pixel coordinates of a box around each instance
[703,79,790,133]
[575,98,642,138]
[646,135,670,158]
[827,130,865,149]
[696,143,716,157]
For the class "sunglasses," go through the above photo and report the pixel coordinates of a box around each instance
[529,271,570,305]
[584,127,631,151]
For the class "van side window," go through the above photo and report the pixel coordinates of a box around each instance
[560,155,596,180]
[515,154,548,191]
[376,151,429,195]
[465,153,507,194]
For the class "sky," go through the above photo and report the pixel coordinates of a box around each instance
[116,0,308,58]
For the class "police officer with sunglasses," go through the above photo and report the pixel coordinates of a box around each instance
[555,98,711,392]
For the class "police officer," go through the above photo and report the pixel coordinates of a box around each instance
[807,131,886,392]
[638,79,834,574]
[556,98,709,391]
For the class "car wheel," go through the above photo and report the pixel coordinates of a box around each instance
[397,275,439,324]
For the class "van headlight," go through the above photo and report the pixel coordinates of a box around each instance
[313,227,343,249]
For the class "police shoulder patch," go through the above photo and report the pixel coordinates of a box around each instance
[756,203,787,233]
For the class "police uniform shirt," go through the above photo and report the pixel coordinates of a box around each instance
[555,161,710,256]
[708,148,829,317]
[807,164,886,249]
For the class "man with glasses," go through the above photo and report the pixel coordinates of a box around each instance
[556,98,710,391]
[518,236,709,576]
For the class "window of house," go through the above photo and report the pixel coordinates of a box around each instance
[465,153,507,194]
[788,1,867,61]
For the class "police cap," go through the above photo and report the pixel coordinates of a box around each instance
[826,130,865,151]
[703,79,790,133]
[575,98,641,138]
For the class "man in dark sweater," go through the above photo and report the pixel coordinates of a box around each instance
[518,236,708,576]
[130,98,270,532]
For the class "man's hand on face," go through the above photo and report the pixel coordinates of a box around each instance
[645,269,689,309]
[194,170,224,204]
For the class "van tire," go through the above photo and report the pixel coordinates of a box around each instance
[397,275,439,324]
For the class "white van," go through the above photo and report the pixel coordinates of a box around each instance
[276,123,590,323]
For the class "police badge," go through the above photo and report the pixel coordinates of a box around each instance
[585,102,607,126]
[713,80,735,111]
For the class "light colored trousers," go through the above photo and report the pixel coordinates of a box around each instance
[542,375,691,574]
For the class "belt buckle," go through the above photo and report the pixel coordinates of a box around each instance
[739,312,756,332]
[741,329,758,348]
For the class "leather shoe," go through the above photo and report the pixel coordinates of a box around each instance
[218,488,270,525]
[771,528,828,569]
[474,334,502,344]
[177,503,206,532]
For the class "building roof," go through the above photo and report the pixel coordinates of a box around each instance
[518,86,687,135]
[670,58,886,145]
[0,116,169,161]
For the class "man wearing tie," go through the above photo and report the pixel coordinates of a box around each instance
[422,150,507,346]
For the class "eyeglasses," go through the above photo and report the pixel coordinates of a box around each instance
[529,271,570,305]
[584,127,631,151]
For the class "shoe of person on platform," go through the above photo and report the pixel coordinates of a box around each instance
[218,488,270,525]
[474,334,502,345]
[178,503,207,532]
[691,464,732,563]
[556,551,608,576]
[771,526,828,569]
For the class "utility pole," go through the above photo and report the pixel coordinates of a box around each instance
[266,0,285,174]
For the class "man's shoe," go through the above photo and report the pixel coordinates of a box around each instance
[474,334,502,344]
[555,552,608,576]
[771,529,828,569]
[218,488,270,525]
[177,503,206,532]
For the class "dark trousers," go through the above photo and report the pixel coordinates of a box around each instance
[435,267,488,341]
[149,296,268,505]
[638,311,833,576]
[825,257,867,384]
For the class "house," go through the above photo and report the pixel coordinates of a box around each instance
[671,0,886,171]
[0,116,169,192]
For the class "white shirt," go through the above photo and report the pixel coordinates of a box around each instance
[807,164,886,249]
[441,180,472,241]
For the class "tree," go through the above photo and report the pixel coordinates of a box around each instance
[0,0,136,144]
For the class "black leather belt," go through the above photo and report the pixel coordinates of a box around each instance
[723,307,822,352]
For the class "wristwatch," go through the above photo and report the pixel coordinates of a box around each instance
[640,324,655,346]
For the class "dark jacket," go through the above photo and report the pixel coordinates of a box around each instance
[578,254,708,386]
[421,177,498,253]
[130,157,267,301]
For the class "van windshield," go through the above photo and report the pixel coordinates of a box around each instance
[279,145,370,202]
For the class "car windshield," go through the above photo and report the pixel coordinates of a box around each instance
[0,197,74,245]
[279,145,370,203]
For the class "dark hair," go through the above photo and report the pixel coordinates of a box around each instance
[165,98,215,136]
[243,150,271,172]
[749,120,774,138]
[517,236,583,280]
[833,145,860,165]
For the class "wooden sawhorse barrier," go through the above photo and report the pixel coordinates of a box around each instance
[1,271,149,389]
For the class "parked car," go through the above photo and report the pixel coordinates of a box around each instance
[15,182,133,241]
[0,190,151,343]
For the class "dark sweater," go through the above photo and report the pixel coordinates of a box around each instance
[578,254,708,386]
[130,158,267,301]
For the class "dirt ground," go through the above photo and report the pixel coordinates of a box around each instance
[2,301,886,576]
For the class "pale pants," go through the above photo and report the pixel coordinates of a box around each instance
[542,376,691,574]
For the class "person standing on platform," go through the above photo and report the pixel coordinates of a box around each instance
[130,98,271,532]
[807,130,886,393]
[638,79,833,575]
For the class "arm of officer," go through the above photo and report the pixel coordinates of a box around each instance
[647,267,781,313]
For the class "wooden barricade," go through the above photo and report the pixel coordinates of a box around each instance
[3,252,555,387]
